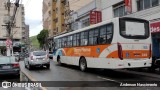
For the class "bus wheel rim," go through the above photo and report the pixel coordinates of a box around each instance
[80,61,85,70]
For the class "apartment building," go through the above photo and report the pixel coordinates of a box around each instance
[0,0,25,49]
[43,0,67,37]
[22,24,29,43]
[43,0,55,37]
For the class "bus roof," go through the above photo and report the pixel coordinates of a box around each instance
[54,17,148,39]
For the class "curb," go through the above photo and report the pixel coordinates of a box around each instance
[20,69,48,90]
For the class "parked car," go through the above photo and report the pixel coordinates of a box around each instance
[24,51,50,70]
[0,56,20,76]
[49,52,53,59]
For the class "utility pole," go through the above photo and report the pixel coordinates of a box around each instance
[6,0,11,56]
[4,0,20,56]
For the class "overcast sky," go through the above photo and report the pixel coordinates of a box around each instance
[21,0,43,37]
[20,0,93,37]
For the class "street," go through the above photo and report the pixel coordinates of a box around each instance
[19,60,160,90]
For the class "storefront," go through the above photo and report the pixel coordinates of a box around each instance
[150,21,160,59]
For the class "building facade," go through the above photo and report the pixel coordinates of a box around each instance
[70,0,160,30]
[43,0,67,37]
[22,24,29,43]
[70,0,103,31]
[0,0,25,49]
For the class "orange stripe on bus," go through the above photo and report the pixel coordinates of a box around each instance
[63,44,111,57]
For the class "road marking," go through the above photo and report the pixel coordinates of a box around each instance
[97,76,122,83]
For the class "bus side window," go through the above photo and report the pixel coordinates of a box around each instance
[89,30,94,45]
[106,24,113,44]
[84,31,88,46]
[73,34,77,47]
[99,26,107,44]
[76,33,80,46]
[94,28,99,45]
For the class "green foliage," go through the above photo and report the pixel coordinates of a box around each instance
[30,36,40,49]
[37,29,49,48]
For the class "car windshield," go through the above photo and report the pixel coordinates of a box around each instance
[0,57,16,64]
[33,51,46,56]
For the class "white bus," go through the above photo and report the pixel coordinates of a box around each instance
[53,17,152,71]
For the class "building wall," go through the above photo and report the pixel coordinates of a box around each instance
[24,25,29,41]
[55,0,65,34]
[69,0,94,11]
[100,0,160,22]
[43,0,53,37]
[0,0,23,41]
[70,0,160,31]
[43,0,66,37]
[70,0,97,30]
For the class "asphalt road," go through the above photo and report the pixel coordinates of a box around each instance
[19,60,160,90]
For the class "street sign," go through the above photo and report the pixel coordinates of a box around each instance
[90,11,102,25]
[6,39,12,48]
[150,21,160,33]
[125,0,132,13]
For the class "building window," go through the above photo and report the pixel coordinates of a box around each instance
[82,18,90,28]
[56,8,58,14]
[152,0,159,6]
[137,0,160,11]
[144,0,151,9]
[113,5,126,17]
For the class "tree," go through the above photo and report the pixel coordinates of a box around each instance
[37,29,49,48]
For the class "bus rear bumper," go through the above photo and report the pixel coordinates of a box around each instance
[87,58,152,69]
[116,59,152,69]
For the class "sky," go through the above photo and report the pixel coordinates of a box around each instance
[20,0,93,37]
[21,0,43,37]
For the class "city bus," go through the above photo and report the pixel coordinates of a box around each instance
[53,17,152,71]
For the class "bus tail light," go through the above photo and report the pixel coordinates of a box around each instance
[149,44,152,59]
[117,42,123,60]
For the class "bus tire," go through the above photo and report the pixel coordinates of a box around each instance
[57,56,61,65]
[79,57,87,72]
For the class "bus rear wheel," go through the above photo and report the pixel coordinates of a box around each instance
[79,57,87,71]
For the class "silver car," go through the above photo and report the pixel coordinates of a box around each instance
[24,51,50,70]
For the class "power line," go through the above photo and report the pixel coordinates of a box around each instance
[24,0,31,10]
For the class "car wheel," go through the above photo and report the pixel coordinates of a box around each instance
[46,64,50,69]
[25,63,27,68]
[79,57,87,72]
[28,64,33,70]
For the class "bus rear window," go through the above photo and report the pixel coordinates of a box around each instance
[120,18,150,39]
